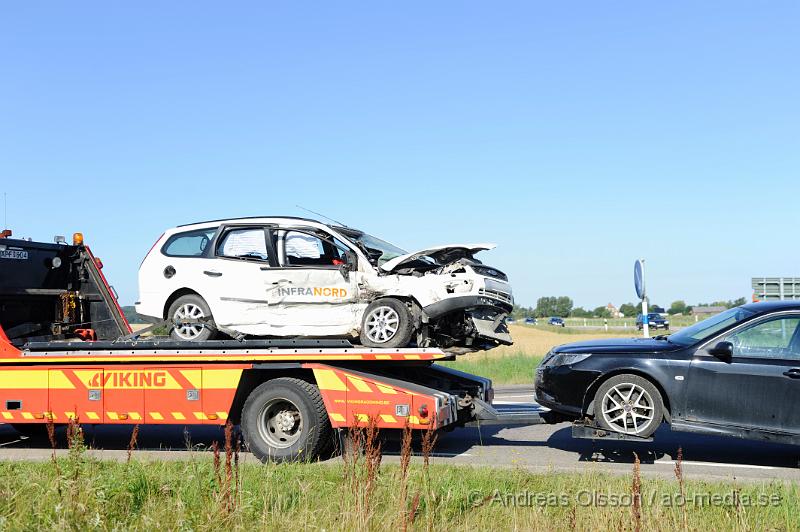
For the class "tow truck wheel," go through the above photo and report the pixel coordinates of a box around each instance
[241,377,333,463]
[168,294,216,341]
[359,299,414,348]
[593,374,664,438]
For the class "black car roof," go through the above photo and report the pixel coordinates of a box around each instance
[742,301,800,313]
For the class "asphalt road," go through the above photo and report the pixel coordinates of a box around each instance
[2,385,799,482]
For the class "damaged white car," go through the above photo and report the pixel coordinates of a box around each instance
[136,217,513,350]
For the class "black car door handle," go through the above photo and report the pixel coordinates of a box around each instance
[203,270,222,277]
[783,368,800,379]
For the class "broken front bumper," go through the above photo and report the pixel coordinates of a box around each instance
[422,294,513,346]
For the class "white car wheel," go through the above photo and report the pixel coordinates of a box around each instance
[168,294,216,341]
[359,299,414,348]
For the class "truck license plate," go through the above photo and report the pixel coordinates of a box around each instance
[0,250,28,260]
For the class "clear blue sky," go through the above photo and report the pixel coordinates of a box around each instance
[2,2,798,309]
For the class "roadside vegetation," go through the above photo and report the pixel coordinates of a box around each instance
[0,421,795,530]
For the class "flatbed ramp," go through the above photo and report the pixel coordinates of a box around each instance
[470,399,548,426]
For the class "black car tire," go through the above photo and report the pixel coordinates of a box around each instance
[593,374,664,438]
[168,294,217,341]
[359,299,414,348]
[241,378,333,463]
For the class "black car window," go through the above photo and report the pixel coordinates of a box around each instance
[217,227,270,262]
[724,317,800,360]
[162,228,216,257]
[669,307,756,346]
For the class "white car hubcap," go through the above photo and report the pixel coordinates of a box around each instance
[601,383,655,434]
[173,303,205,339]
[366,306,400,343]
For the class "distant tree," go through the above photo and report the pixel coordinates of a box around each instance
[534,297,556,318]
[729,297,747,308]
[570,307,592,318]
[555,296,574,318]
[510,305,535,320]
[593,306,612,318]
[619,303,639,317]
[535,296,573,317]
[668,300,688,315]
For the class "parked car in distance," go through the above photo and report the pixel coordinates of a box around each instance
[524,317,537,325]
[506,317,516,324]
[548,317,565,327]
[636,313,669,330]
[535,302,800,445]
[136,217,514,351]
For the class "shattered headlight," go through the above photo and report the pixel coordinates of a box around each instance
[543,353,592,367]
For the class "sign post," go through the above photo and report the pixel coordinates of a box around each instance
[634,259,648,338]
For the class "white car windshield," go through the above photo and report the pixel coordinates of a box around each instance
[668,307,756,346]
[349,232,407,266]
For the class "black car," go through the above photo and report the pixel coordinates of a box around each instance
[636,313,669,330]
[535,302,800,444]
[548,317,565,327]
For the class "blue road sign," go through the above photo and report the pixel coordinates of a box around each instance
[634,260,645,300]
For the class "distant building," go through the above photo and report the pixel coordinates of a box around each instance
[606,303,623,318]
[751,277,800,301]
[692,306,726,316]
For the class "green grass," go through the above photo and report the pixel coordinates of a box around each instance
[0,452,796,530]
[441,352,543,385]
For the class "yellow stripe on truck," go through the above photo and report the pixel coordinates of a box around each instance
[201,369,242,388]
[0,370,56,389]
[313,369,348,391]
[346,376,372,393]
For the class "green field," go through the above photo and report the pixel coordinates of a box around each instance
[1,442,796,531]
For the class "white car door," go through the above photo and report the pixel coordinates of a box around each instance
[262,227,362,336]
[204,225,277,335]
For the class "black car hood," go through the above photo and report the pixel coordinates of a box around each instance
[554,337,684,355]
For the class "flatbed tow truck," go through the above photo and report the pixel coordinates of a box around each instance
[0,231,547,461]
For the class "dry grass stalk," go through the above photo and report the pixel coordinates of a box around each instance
[398,421,413,531]
[568,504,577,530]
[223,421,235,512]
[407,492,421,526]
[127,424,139,464]
[674,447,688,532]
[420,415,438,468]
[631,452,642,532]
[212,440,221,487]
[363,416,382,517]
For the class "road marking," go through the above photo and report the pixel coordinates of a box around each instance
[384,451,473,458]
[655,460,777,470]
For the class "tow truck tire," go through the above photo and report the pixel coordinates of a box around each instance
[359,298,414,348]
[593,374,663,438]
[168,294,216,342]
[241,377,332,463]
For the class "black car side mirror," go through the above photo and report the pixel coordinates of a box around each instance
[708,341,734,362]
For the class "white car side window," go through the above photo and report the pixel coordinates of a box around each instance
[218,228,269,261]
[285,232,323,259]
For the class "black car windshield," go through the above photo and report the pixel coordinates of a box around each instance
[668,307,757,346]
